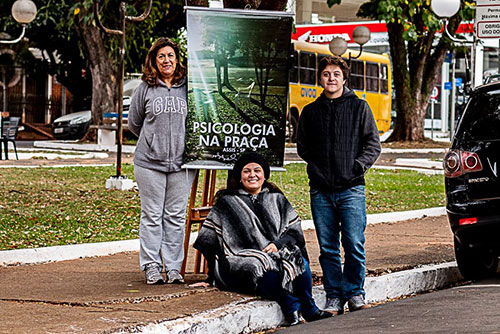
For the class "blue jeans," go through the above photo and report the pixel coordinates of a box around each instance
[256,258,319,317]
[310,185,367,301]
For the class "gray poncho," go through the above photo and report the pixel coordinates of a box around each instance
[194,187,308,293]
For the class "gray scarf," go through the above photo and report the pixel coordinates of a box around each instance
[194,188,306,293]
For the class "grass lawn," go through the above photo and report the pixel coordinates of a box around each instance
[0,163,445,250]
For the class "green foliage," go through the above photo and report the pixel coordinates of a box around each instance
[358,1,438,42]
[358,0,474,43]
[327,0,343,7]
[0,0,186,95]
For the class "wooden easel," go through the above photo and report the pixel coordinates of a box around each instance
[180,169,217,275]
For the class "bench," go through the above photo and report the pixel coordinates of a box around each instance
[90,112,129,146]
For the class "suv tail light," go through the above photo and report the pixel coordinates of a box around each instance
[443,149,483,178]
[459,217,477,225]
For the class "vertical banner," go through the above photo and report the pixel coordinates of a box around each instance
[184,7,293,169]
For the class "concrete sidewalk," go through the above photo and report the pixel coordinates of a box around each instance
[0,142,457,333]
[0,210,460,334]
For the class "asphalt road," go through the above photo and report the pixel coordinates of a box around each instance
[277,274,500,333]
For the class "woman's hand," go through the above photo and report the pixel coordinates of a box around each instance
[188,282,211,288]
[263,243,278,253]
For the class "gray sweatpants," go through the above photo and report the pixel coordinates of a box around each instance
[134,165,195,271]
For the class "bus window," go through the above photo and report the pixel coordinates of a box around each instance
[350,59,364,90]
[290,50,298,84]
[366,62,379,92]
[318,53,329,63]
[380,64,389,94]
[299,52,316,85]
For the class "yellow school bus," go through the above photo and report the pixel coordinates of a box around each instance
[288,40,392,141]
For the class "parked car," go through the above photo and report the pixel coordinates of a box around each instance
[52,110,91,140]
[443,81,500,280]
[52,91,137,140]
[123,78,141,97]
[484,73,500,85]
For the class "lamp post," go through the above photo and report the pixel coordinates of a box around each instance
[94,0,152,187]
[0,0,37,45]
[430,0,467,139]
[1,0,36,131]
[329,26,371,61]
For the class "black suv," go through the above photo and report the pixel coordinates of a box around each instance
[443,81,500,280]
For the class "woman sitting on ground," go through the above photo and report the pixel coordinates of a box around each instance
[191,152,333,327]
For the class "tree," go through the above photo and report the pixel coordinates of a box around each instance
[0,1,92,111]
[328,0,473,142]
[2,0,287,127]
[72,0,189,125]
[1,0,188,125]
[71,0,285,126]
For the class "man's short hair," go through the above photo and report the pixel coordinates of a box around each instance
[318,56,349,82]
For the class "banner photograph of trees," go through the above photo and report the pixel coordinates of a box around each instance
[184,8,292,168]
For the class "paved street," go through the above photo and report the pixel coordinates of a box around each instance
[277,275,500,333]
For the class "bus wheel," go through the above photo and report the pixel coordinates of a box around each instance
[286,111,299,143]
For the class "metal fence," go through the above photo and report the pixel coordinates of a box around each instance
[0,65,73,124]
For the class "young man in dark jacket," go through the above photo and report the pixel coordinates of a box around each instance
[297,56,381,315]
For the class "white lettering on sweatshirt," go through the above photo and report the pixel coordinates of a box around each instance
[151,96,187,115]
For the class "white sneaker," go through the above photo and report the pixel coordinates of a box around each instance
[145,263,164,285]
[166,269,184,284]
[325,297,345,315]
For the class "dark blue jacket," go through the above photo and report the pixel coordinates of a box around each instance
[297,87,381,192]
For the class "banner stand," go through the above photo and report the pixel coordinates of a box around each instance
[180,169,217,275]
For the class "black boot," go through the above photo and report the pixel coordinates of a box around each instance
[303,309,335,322]
[282,310,300,327]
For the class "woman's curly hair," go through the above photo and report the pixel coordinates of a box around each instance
[141,37,186,86]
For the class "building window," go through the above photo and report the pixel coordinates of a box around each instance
[299,52,316,85]
[366,62,379,92]
[350,59,364,90]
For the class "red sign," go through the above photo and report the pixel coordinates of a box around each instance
[293,21,475,45]
[292,21,387,44]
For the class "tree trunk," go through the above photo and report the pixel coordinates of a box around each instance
[74,22,118,126]
[385,21,426,141]
[385,21,454,142]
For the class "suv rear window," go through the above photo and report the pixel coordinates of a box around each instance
[457,89,500,141]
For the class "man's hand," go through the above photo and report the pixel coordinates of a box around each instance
[188,282,211,288]
[263,243,278,253]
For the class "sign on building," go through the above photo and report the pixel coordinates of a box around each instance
[475,0,500,38]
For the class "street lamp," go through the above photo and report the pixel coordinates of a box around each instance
[94,0,152,189]
[431,0,462,42]
[329,26,371,89]
[0,0,37,44]
[431,0,461,18]
[430,0,469,139]
[329,26,371,60]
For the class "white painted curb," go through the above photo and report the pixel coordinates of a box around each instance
[115,262,461,334]
[0,239,139,266]
[14,152,109,160]
[372,165,443,175]
[394,158,443,169]
[0,207,459,334]
[300,206,446,231]
[33,141,136,154]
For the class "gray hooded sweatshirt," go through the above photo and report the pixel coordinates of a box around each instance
[128,78,188,172]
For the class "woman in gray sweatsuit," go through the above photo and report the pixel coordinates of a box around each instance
[128,37,194,285]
